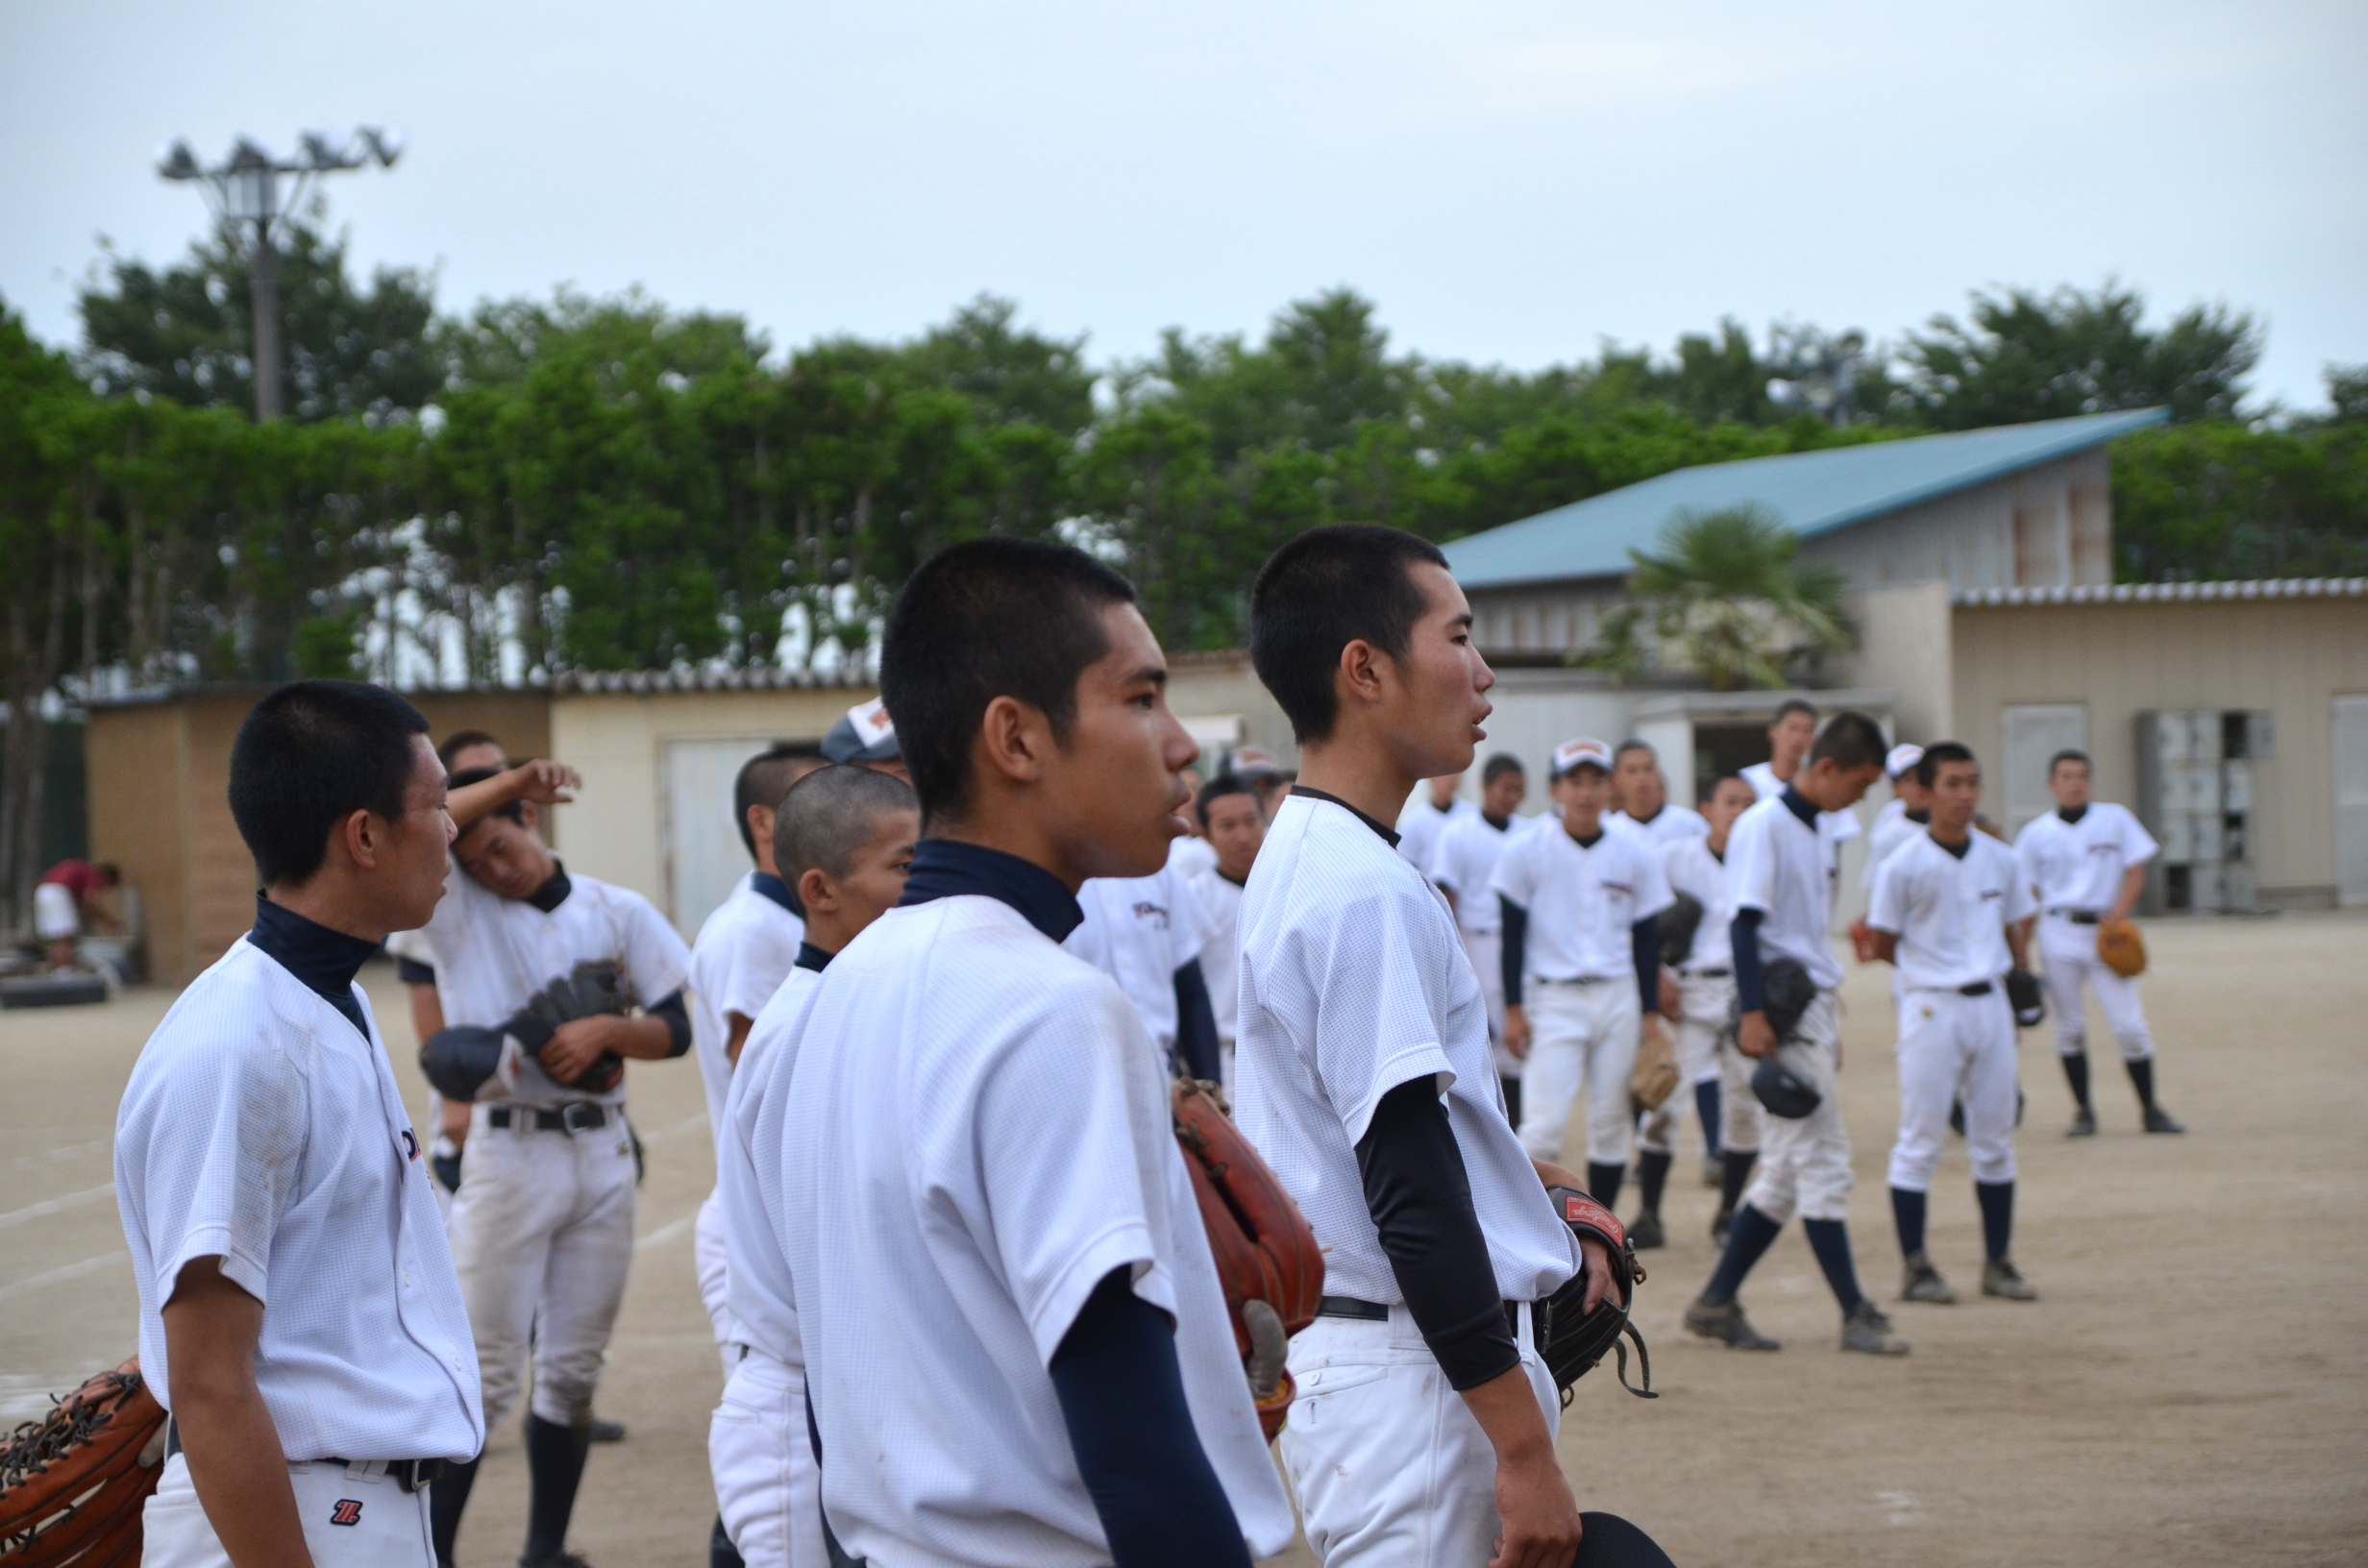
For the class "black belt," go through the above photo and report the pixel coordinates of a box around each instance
[2050,910,2102,925]
[1319,1294,1524,1335]
[164,1422,445,1494]
[1536,975,1614,987]
[1683,968,1732,979]
[489,1103,608,1133]
[1958,980,1994,997]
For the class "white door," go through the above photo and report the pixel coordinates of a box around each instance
[2000,703,2089,838]
[2336,696,2368,908]
[662,737,782,938]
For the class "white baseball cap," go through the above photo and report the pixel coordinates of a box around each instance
[1551,737,1614,778]
[1886,743,1926,779]
[823,698,900,764]
[1226,746,1285,778]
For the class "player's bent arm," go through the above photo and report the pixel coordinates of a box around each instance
[1865,925,1900,966]
[1729,908,1776,1057]
[2108,863,2147,923]
[2007,920,2032,973]
[161,1258,315,1568]
[724,1011,754,1069]
[444,758,580,830]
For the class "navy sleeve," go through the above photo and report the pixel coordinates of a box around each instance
[1048,1268,1251,1568]
[1732,908,1766,1014]
[1355,1077,1521,1391]
[648,988,693,1057]
[1632,915,1661,1016]
[1171,960,1221,1083]
[1499,896,1528,1007]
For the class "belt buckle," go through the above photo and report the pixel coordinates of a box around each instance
[559,1102,602,1136]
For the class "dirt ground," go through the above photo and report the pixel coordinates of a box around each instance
[5,910,2364,1566]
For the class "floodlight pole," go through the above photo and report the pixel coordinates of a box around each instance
[156,129,405,421]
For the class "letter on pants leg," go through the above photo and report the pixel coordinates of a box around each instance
[144,1453,437,1567]
[526,1133,639,1428]
[1517,987,1587,1162]
[712,1352,826,1568]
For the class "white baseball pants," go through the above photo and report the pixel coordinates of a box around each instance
[1714,1023,1763,1156]
[1460,928,1517,1077]
[1887,987,2019,1192]
[2038,915,2154,1061]
[710,1349,826,1568]
[34,881,80,941]
[142,1453,433,1567]
[1517,979,1640,1164]
[449,1107,638,1431]
[1277,1302,1558,1568]
[1638,971,1734,1155]
[696,1187,741,1380]
[1740,992,1853,1224]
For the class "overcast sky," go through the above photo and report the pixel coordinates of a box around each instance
[6,0,2362,409]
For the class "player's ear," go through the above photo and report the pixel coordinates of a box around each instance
[341,808,382,871]
[974,694,1050,788]
[797,866,834,915]
[516,800,540,832]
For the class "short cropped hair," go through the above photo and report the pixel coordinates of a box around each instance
[734,744,827,859]
[1613,739,1656,766]
[1248,525,1450,745]
[1807,710,1887,772]
[445,765,526,827]
[1481,752,1525,786]
[773,764,919,882]
[1196,773,1257,829]
[2049,748,2091,777]
[1914,741,1978,789]
[880,538,1139,821]
[1772,698,1818,727]
[230,679,431,887]
[436,729,503,771]
[1701,772,1751,805]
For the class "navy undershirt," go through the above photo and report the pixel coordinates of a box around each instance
[795,941,833,973]
[1778,784,1820,829]
[897,839,1083,943]
[2058,803,2089,825]
[1290,785,1402,848]
[527,866,571,913]
[247,894,378,1042]
[750,870,804,919]
[1736,786,1822,1015]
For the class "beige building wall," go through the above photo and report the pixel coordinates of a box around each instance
[1839,580,1957,743]
[1951,593,2368,902]
[1804,449,2112,595]
[1162,651,1298,768]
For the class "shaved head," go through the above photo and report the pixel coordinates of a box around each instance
[774,765,921,882]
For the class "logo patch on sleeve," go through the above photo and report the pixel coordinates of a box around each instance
[330,1499,364,1527]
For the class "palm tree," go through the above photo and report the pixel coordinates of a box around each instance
[1587,505,1856,690]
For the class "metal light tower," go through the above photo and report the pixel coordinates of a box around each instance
[156,128,405,420]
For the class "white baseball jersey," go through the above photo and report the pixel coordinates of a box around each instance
[782,892,1295,1565]
[687,871,804,1146]
[2015,802,2158,913]
[1608,803,1710,845]
[1169,833,1219,881]
[1489,820,1675,981]
[1063,866,1208,1049]
[1726,792,1846,990]
[1868,832,2038,991]
[719,960,824,1368]
[1235,793,1581,1308]
[1188,868,1247,1041]
[1394,794,1476,878]
[1427,810,1526,936]
[421,865,692,1108]
[1660,833,1739,971]
[1861,797,1926,890]
[114,933,483,1463]
[1743,760,1862,852]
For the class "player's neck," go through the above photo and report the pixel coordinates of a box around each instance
[1928,819,1974,847]
[1295,729,1432,836]
[261,874,398,945]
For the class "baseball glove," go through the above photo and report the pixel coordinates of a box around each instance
[2096,919,2147,979]
[1751,1055,1821,1118]
[1656,894,1703,969]
[1172,1079,1323,1440]
[1628,1027,1680,1112]
[1732,956,1819,1043]
[1536,1188,1655,1403]
[2006,968,2045,1028]
[513,960,637,1092]
[0,1358,166,1568]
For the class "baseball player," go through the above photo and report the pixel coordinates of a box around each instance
[819,696,904,779]
[1492,737,1675,1208]
[1427,751,1531,1122]
[1065,857,1222,1081]
[1225,745,1292,819]
[1236,525,1611,1568]
[417,761,696,1568]
[1631,773,1759,1249]
[1743,698,1863,869]
[714,764,919,1568]
[1865,742,2041,1305]
[777,538,1295,1566]
[1684,711,1912,1357]
[2015,749,2184,1135]
[1606,739,1708,845]
[115,679,481,1567]
[1185,772,1268,1090]
[1860,744,1931,889]
[1169,765,1221,879]
[1395,768,1476,876]
[33,857,119,973]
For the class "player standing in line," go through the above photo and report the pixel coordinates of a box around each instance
[1064,854,1222,1082]
[1742,698,1862,870]
[1860,745,1931,889]
[819,697,906,779]
[1683,711,1912,1357]
[1428,752,1532,1123]
[1236,526,1620,1567]
[1864,743,2042,1306]
[1631,774,1759,1249]
[1395,768,1475,876]
[777,538,1295,1567]
[714,764,919,1568]
[1185,773,1268,1090]
[115,679,481,1567]
[417,762,696,1568]
[2014,750,2184,1136]
[1492,738,1674,1207]
[1606,740,1708,845]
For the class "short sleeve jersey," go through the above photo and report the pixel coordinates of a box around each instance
[718,962,822,1366]
[2015,803,2158,913]
[1861,798,1923,891]
[687,872,804,1148]
[1394,795,1475,878]
[1062,867,1208,1049]
[1608,804,1710,845]
[1868,831,2038,991]
[423,865,692,1108]
[113,941,483,1462]
[1725,793,1846,990]
[1235,795,1580,1307]
[1168,833,1219,881]
[1660,834,1739,971]
[1187,867,1248,1042]
[780,897,1295,1566]
[1427,810,1524,936]
[1488,820,1676,980]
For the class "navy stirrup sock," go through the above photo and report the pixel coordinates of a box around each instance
[1717,1149,1758,1213]
[1976,1180,2014,1262]
[1802,1217,1865,1316]
[1588,1161,1625,1210]
[2060,1050,2092,1111]
[429,1453,479,1568]
[1693,1079,1721,1157]
[522,1413,594,1564]
[1635,1150,1672,1215]
[1890,1187,1928,1257]
[1700,1205,1782,1305]
[2125,1057,2158,1111]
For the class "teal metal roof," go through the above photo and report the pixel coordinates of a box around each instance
[1440,408,2169,589]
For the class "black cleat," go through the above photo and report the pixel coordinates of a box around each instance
[1900,1251,1956,1305]
[2143,1106,2186,1134]
[2065,1108,2097,1138]
[1840,1300,1912,1356]
[1711,1206,1735,1247]
[1628,1210,1665,1250]
[586,1419,625,1444]
[1685,1296,1780,1350]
